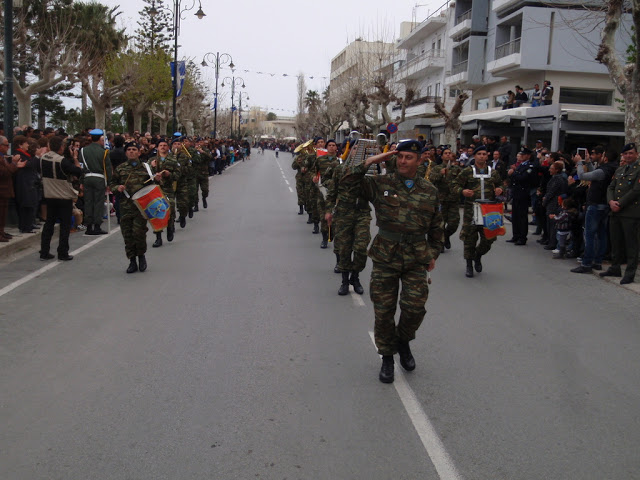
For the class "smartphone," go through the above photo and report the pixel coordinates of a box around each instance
[577,147,588,160]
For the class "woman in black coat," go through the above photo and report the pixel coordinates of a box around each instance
[12,135,40,233]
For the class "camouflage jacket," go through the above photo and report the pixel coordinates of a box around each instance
[147,154,180,196]
[325,161,370,214]
[109,159,155,212]
[452,165,502,211]
[343,162,444,264]
[429,163,463,202]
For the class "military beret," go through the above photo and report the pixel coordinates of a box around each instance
[173,132,182,137]
[519,147,532,155]
[396,140,422,154]
[621,143,637,153]
[420,147,431,154]
[124,141,140,150]
[536,139,543,143]
[89,129,104,136]
[473,145,487,154]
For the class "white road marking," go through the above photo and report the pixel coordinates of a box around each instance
[284,180,290,185]
[368,331,463,480]
[288,187,294,193]
[0,228,120,299]
[351,292,365,306]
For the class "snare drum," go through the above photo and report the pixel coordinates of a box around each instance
[473,200,506,238]
[131,185,170,232]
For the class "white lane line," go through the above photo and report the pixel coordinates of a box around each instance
[368,332,463,480]
[0,228,120,299]
[288,187,294,193]
[351,292,365,306]
[284,180,290,185]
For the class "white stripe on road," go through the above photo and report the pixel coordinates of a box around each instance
[0,228,120,299]
[284,180,290,185]
[368,331,463,480]
[351,292,365,306]
[288,187,294,193]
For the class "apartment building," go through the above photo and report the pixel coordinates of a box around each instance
[441,0,631,153]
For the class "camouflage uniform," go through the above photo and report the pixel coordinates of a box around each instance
[312,154,338,235]
[326,161,371,272]
[147,153,180,232]
[186,147,199,209]
[304,154,320,224]
[193,148,210,206]
[429,163,463,239]
[342,163,444,355]
[109,159,150,260]
[174,149,192,220]
[452,165,503,260]
[291,154,306,208]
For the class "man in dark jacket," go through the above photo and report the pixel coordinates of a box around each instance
[507,147,538,245]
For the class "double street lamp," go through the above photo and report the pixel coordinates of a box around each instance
[220,76,245,139]
[237,91,249,139]
[201,52,234,139]
[149,0,206,134]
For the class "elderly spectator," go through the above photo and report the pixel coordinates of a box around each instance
[12,135,41,233]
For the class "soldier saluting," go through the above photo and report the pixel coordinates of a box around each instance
[341,140,443,384]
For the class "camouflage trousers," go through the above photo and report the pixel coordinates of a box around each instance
[295,173,305,206]
[165,193,176,231]
[460,223,496,259]
[305,178,320,222]
[441,200,461,238]
[188,176,197,208]
[316,190,329,234]
[196,174,209,202]
[335,206,371,272]
[176,181,189,217]
[369,258,429,356]
[119,203,148,259]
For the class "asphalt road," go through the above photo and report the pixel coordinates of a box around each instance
[1,149,639,480]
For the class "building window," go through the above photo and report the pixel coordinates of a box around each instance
[494,94,509,108]
[437,38,442,51]
[559,87,613,106]
[426,85,432,97]
[435,83,441,98]
[476,97,489,110]
[450,88,462,98]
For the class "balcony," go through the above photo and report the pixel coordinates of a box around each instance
[492,0,522,15]
[445,60,469,86]
[449,9,472,40]
[395,49,445,81]
[391,96,443,112]
[487,38,522,74]
[397,14,448,50]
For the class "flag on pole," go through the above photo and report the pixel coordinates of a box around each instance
[170,61,187,97]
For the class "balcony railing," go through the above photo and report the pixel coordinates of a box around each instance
[495,37,521,60]
[456,8,472,25]
[391,96,442,111]
[404,49,445,70]
[451,60,468,75]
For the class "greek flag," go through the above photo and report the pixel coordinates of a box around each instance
[170,61,187,97]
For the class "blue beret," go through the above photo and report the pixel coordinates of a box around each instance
[473,145,487,154]
[173,132,182,137]
[396,140,422,154]
[622,143,637,153]
[89,129,104,136]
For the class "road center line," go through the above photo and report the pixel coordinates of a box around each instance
[284,180,290,185]
[288,187,294,193]
[351,292,365,306]
[368,331,463,480]
[0,228,120,299]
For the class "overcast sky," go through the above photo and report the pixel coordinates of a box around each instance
[100,0,447,115]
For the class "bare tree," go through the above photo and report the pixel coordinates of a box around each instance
[596,0,639,144]
[434,92,469,148]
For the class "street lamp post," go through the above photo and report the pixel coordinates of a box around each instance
[220,76,245,139]
[237,91,249,139]
[149,0,206,135]
[201,52,234,139]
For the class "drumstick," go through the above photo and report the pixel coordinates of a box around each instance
[427,271,432,285]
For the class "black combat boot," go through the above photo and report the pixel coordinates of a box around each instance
[188,207,194,218]
[298,205,304,215]
[167,227,174,242]
[599,266,622,277]
[94,224,108,235]
[84,224,95,236]
[620,272,636,285]
[466,259,474,278]
[179,216,186,228]
[312,222,319,234]
[474,254,483,272]
[193,203,199,212]
[338,272,350,296]
[334,254,341,274]
[350,271,364,295]
[306,213,313,224]
[202,197,207,208]
[444,234,451,249]
[126,257,138,274]
[379,356,394,383]
[397,342,416,371]
[138,255,147,272]
[152,232,163,248]
[320,232,328,248]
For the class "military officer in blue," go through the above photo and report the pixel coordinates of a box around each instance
[80,128,112,235]
[507,147,537,245]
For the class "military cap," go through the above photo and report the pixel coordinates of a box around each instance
[420,146,431,154]
[519,146,533,155]
[621,143,637,153]
[396,140,422,154]
[536,139,543,143]
[473,145,488,154]
[124,141,140,150]
[89,128,104,136]
[173,132,182,137]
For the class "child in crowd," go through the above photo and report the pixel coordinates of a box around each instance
[549,196,579,259]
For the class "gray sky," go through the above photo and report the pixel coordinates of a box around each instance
[100,0,447,115]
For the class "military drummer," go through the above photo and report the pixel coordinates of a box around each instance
[341,140,444,384]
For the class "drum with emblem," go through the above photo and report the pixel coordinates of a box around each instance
[131,185,171,232]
